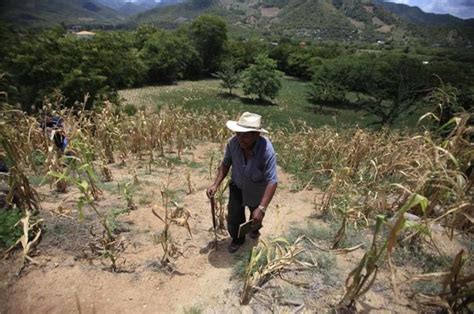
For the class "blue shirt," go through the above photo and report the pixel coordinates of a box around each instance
[222,136,278,207]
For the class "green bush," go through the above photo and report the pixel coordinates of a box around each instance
[123,103,138,116]
[31,150,46,167]
[242,54,283,101]
[0,209,23,248]
[140,30,201,84]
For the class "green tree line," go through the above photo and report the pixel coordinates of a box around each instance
[1,16,472,125]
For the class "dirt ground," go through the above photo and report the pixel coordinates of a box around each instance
[0,142,470,313]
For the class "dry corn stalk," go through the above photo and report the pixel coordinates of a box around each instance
[170,201,192,238]
[3,210,43,274]
[410,250,474,313]
[339,193,430,308]
[185,170,194,194]
[240,236,314,305]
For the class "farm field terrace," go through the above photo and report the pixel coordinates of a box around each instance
[0,81,472,313]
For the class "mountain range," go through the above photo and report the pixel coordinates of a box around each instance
[0,0,124,26]
[0,0,472,44]
[374,0,473,27]
[128,0,474,43]
[95,0,185,16]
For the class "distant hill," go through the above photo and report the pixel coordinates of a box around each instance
[1,0,472,45]
[128,0,473,43]
[0,0,124,27]
[129,0,393,38]
[374,0,474,27]
[95,0,185,16]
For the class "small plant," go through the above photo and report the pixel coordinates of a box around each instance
[106,208,129,233]
[393,243,451,273]
[3,209,43,274]
[213,61,241,96]
[123,103,137,116]
[151,165,191,270]
[0,208,23,248]
[339,194,429,308]
[183,305,203,314]
[287,223,332,245]
[338,215,385,309]
[123,182,137,211]
[315,252,339,286]
[240,236,315,304]
[48,160,123,271]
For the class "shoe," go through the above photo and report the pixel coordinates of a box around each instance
[249,230,261,239]
[228,241,242,253]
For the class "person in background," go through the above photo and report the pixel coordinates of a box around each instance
[41,115,68,152]
[207,112,278,253]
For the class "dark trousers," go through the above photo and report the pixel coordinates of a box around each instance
[227,182,258,244]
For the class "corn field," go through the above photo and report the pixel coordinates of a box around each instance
[0,95,472,312]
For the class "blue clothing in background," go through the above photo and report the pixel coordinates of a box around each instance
[41,116,68,152]
[222,136,278,207]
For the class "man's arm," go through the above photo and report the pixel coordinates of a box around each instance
[252,182,277,223]
[206,164,230,198]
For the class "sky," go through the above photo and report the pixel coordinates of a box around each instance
[385,0,474,19]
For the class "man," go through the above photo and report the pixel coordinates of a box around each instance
[207,112,278,253]
[41,115,68,152]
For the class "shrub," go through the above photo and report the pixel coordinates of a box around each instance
[123,103,138,116]
[0,209,23,248]
[242,54,283,101]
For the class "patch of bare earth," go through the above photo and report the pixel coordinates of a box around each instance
[0,142,318,313]
[363,5,374,14]
[349,18,365,29]
[372,16,385,27]
[260,7,280,18]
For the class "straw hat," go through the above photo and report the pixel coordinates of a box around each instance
[226,112,269,134]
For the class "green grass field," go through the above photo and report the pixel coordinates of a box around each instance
[119,77,380,131]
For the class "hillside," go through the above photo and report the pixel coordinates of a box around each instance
[374,0,474,27]
[1,0,472,44]
[129,0,473,43]
[0,0,124,27]
[129,0,399,41]
[96,0,185,16]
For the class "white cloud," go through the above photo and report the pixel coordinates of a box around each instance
[385,0,474,18]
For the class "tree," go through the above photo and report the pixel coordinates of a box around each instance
[140,30,201,84]
[356,54,430,125]
[242,54,283,102]
[189,15,227,75]
[225,38,267,71]
[4,28,146,111]
[287,49,320,80]
[310,53,431,125]
[308,78,346,111]
[213,61,241,95]
[87,32,146,89]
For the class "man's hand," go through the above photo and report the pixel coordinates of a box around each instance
[206,184,218,199]
[252,208,265,224]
